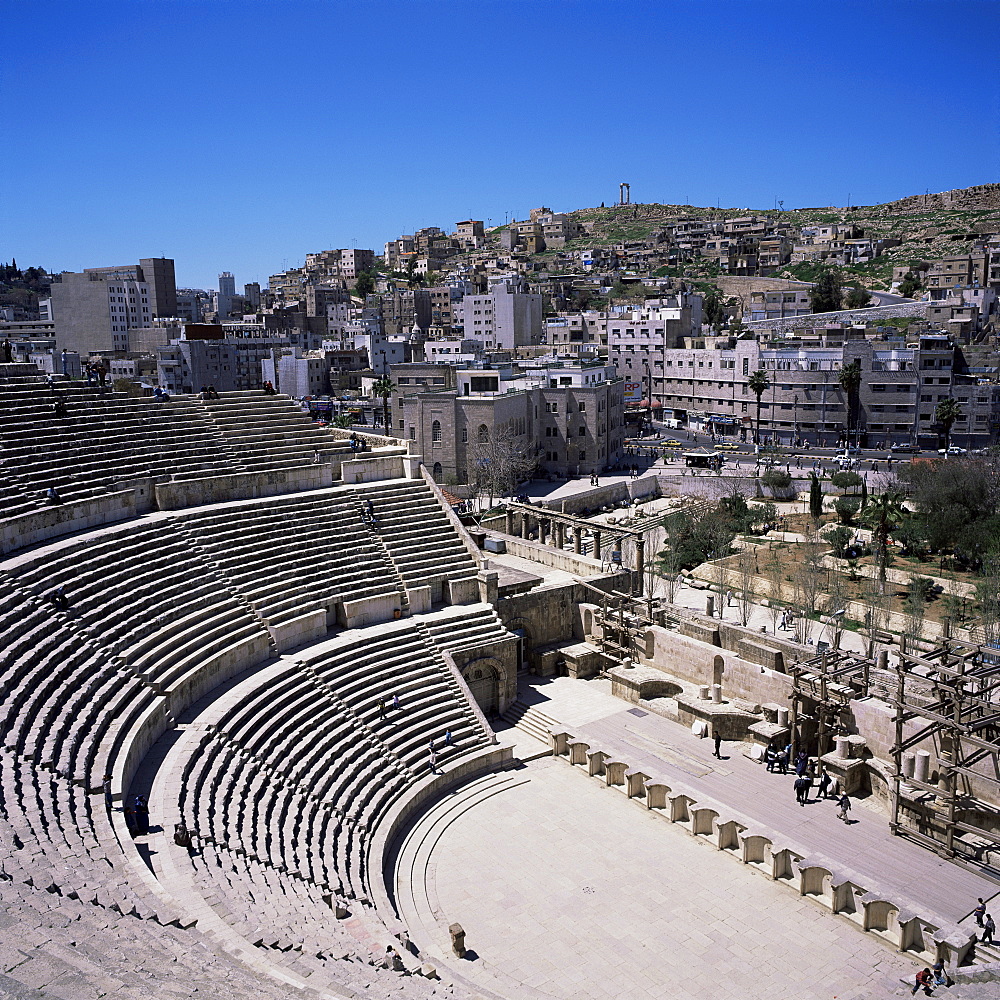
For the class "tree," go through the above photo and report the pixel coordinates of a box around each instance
[809,270,843,313]
[747,368,770,446]
[470,423,536,506]
[354,269,377,298]
[736,547,756,627]
[845,285,871,309]
[860,489,907,592]
[809,473,823,521]
[837,359,862,447]
[830,470,863,492]
[371,375,396,435]
[823,525,853,559]
[898,270,922,299]
[934,397,963,452]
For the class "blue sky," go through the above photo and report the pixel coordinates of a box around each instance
[2,0,997,291]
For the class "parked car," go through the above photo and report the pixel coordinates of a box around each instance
[891,443,921,453]
[938,445,967,455]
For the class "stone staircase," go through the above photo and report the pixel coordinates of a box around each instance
[501,699,558,748]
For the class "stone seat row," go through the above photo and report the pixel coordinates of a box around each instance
[0,814,329,1000]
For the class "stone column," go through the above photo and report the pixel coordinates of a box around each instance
[834,736,850,759]
[556,522,566,549]
[711,684,722,704]
[777,707,789,727]
[914,749,931,783]
[706,594,715,618]
[901,752,915,779]
[505,508,514,535]
[521,513,531,539]
[593,531,602,560]
[574,526,582,555]
[635,536,645,591]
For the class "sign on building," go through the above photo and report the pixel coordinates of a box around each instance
[623,379,643,403]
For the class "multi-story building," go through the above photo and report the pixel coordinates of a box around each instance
[261,347,331,398]
[49,258,177,354]
[399,359,624,482]
[924,254,989,296]
[643,333,999,450]
[454,220,485,249]
[748,288,812,321]
[453,279,542,350]
[156,326,290,394]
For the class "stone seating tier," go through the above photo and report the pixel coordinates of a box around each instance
[355,481,479,593]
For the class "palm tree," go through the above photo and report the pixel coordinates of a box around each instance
[837,359,862,449]
[860,489,906,592]
[372,375,396,436]
[934,397,963,453]
[747,368,770,446]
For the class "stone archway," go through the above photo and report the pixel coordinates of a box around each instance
[461,661,500,716]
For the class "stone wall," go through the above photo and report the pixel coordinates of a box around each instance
[743,300,926,336]
[0,489,139,556]
[155,466,330,510]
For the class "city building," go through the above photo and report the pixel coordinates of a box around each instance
[399,358,624,482]
[49,258,177,355]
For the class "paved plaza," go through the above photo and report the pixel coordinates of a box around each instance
[409,756,914,1000]
[499,675,997,925]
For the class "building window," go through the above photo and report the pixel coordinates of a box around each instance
[409,426,416,440]
[431,420,442,442]
[461,427,468,443]
[478,424,489,443]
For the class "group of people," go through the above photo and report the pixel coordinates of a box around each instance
[198,385,220,400]
[763,743,852,820]
[428,730,453,773]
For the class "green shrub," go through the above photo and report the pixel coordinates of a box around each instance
[834,497,860,524]
[830,471,863,491]
[823,525,853,558]
[761,468,792,489]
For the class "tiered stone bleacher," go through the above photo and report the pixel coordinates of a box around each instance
[0,373,248,504]
[354,480,480,606]
[200,390,354,470]
[0,382,506,998]
[174,491,406,643]
[166,612,499,987]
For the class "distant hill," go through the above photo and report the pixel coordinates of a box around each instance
[549,184,1000,289]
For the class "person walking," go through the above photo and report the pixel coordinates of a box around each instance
[713,731,722,759]
[817,768,832,800]
[910,968,933,996]
[795,751,809,777]
[794,776,809,806]
[444,730,452,746]
[377,699,385,721]
[429,743,438,774]
[134,795,149,835]
[802,766,814,803]
[973,897,987,927]
[983,913,995,945]
[392,693,400,712]
[837,792,852,823]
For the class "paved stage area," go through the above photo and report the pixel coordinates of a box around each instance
[423,756,914,1000]
[496,675,998,927]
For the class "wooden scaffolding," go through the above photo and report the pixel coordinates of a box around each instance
[889,637,1000,871]
[788,650,872,761]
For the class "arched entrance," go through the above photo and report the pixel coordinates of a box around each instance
[462,661,500,716]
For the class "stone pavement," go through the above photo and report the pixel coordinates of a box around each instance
[417,755,916,1000]
[510,675,998,926]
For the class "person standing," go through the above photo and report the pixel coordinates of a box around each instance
[713,731,722,759]
[983,913,995,945]
[429,743,438,774]
[837,792,852,822]
[794,776,808,806]
[134,795,150,835]
[817,768,832,799]
[973,897,986,927]
[931,958,947,987]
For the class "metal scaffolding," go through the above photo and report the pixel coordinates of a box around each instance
[889,637,1000,870]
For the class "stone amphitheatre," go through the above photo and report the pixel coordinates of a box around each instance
[1,363,998,1000]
